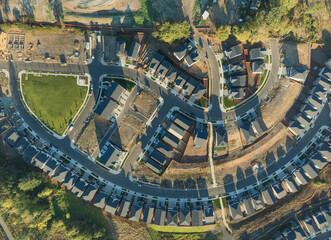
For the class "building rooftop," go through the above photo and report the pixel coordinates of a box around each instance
[182,78,198,96]
[242,198,255,215]
[250,193,265,211]
[43,158,60,176]
[32,151,50,169]
[179,208,191,226]
[162,131,180,149]
[62,171,79,190]
[167,207,178,226]
[215,128,228,149]
[224,45,242,60]
[272,182,287,199]
[93,191,109,209]
[240,122,257,145]
[149,52,164,73]
[128,203,143,222]
[154,207,166,226]
[228,61,245,74]
[168,123,185,139]
[81,184,98,202]
[118,199,131,217]
[4,129,20,147]
[12,137,30,155]
[302,162,319,179]
[283,176,299,193]
[190,83,207,102]
[156,59,172,79]
[71,178,89,197]
[203,205,215,224]
[173,42,195,61]
[252,61,265,74]
[194,127,208,149]
[94,98,118,120]
[22,145,40,164]
[293,169,309,186]
[261,187,276,205]
[249,48,267,60]
[165,67,180,84]
[105,83,126,103]
[116,39,126,57]
[310,152,328,169]
[173,114,191,131]
[127,41,141,61]
[52,164,69,183]
[174,73,188,90]
[105,196,120,215]
[288,67,308,82]
[184,49,203,67]
[149,150,167,166]
[154,141,173,158]
[142,205,155,224]
[228,201,243,220]
[145,158,162,174]
[319,143,331,160]
[192,208,203,226]
[251,117,267,137]
[99,145,122,168]
[228,88,245,99]
[228,75,247,87]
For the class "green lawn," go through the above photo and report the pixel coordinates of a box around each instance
[104,77,136,91]
[22,73,87,135]
[223,96,235,108]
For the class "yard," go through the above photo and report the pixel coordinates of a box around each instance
[21,73,88,135]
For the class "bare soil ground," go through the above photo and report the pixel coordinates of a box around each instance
[281,41,310,68]
[230,167,331,240]
[209,0,242,27]
[0,73,10,97]
[110,114,145,151]
[104,35,117,62]
[152,0,184,23]
[131,89,159,118]
[179,59,209,80]
[75,115,111,155]
[182,135,208,163]
[225,121,242,152]
[215,124,295,184]
[261,80,303,129]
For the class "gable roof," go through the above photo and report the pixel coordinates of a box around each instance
[118,199,131,217]
[192,208,203,226]
[116,39,126,57]
[149,150,167,165]
[142,205,155,223]
[0,119,12,135]
[43,158,60,176]
[308,95,323,110]
[174,73,188,90]
[249,48,267,60]
[150,53,164,73]
[302,162,319,179]
[240,122,257,145]
[319,143,331,160]
[62,171,79,189]
[310,152,327,169]
[165,67,180,83]
[261,187,276,205]
[52,164,69,183]
[173,114,191,131]
[93,191,109,209]
[182,78,198,96]
[105,196,120,215]
[228,88,245,99]
[173,42,194,61]
[168,123,185,139]
[71,178,89,197]
[312,211,328,230]
[228,61,245,74]
[293,169,309,185]
[162,131,180,149]
[250,193,265,211]
[215,128,228,148]
[184,50,203,67]
[283,176,298,193]
[4,129,20,147]
[154,207,166,226]
[127,41,141,61]
[22,145,40,164]
[156,59,172,79]
[105,83,126,103]
[318,66,331,80]
[99,145,122,167]
[252,61,265,74]
[179,208,190,226]
[224,45,242,60]
[154,141,173,158]
[228,201,243,220]
[228,75,247,87]
[303,103,318,119]
[81,184,98,202]
[203,206,215,224]
[190,83,207,101]
[242,198,255,215]
[302,215,318,234]
[145,158,162,174]
[251,117,267,137]
[288,67,308,82]
[32,151,50,169]
[272,182,286,199]
[128,203,143,222]
[167,207,178,226]
[94,98,118,120]
[194,127,208,149]
[13,137,30,154]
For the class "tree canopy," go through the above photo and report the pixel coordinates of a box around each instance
[215,25,231,42]
[152,21,191,44]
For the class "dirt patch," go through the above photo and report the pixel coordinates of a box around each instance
[225,121,242,152]
[0,73,10,97]
[210,0,242,27]
[75,115,111,155]
[131,89,159,118]
[110,114,145,151]
[182,135,208,163]
[281,41,310,68]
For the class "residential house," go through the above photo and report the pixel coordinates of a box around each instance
[302,162,319,179]
[252,61,265,74]
[242,198,255,216]
[173,114,191,131]
[168,123,185,139]
[105,196,120,215]
[0,119,12,135]
[228,61,245,74]
[149,53,164,75]
[228,75,247,87]
[128,203,143,222]
[154,207,166,226]
[228,88,246,99]
[214,128,228,151]
[228,200,243,220]
[282,176,299,193]
[21,145,39,164]
[320,206,331,226]
[308,95,323,111]
[251,117,267,137]
[162,131,180,149]
[149,150,167,166]
[261,187,276,205]
[116,39,126,58]
[287,67,308,82]
[105,83,126,104]
[312,211,328,230]
[240,122,257,145]
[192,207,203,226]
[250,193,265,211]
[282,228,296,240]
[182,78,198,96]
[224,45,242,60]
[173,42,195,61]
[13,137,30,155]
[142,205,155,224]
[4,129,20,147]
[99,145,122,168]
[291,225,306,240]
[71,178,89,197]
[184,49,203,68]
[288,114,311,136]
[318,65,331,80]
[164,67,180,84]
[43,158,60,176]
[32,151,50,169]
[319,143,331,160]
[93,191,109,209]
[272,182,287,199]
[156,59,172,79]
[292,169,309,186]
[190,83,207,102]
[94,98,118,120]
[249,48,267,60]
[127,41,141,61]
[118,199,131,217]
[179,208,191,226]
[203,204,215,224]
[167,207,178,226]
[174,73,189,92]
[145,158,162,174]
[302,215,318,235]
[154,141,173,158]
[303,103,318,120]
[82,184,98,202]
[310,152,328,170]
[62,171,79,190]
[194,127,208,149]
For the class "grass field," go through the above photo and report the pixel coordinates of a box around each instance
[21,73,88,135]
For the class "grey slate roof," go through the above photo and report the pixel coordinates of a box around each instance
[154,141,173,158]
[303,103,318,119]
[150,53,164,73]
[154,207,166,226]
[173,114,191,131]
[203,206,215,224]
[4,129,20,147]
[156,59,172,79]
[145,158,162,174]
[182,78,198,96]
[313,84,328,100]
[291,225,306,240]
[228,61,245,74]
[174,73,188,90]
[93,191,109,209]
[22,145,40,164]
[302,162,319,179]
[312,211,328,230]
[242,198,255,215]
[127,41,141,61]
[105,83,126,103]
[184,50,203,67]
[105,196,120,215]
[321,205,331,226]
[71,178,89,197]
[215,128,228,149]
[293,169,309,185]
[249,48,267,60]
[165,67,180,83]
[288,67,308,82]
[283,176,299,193]
[194,127,208,149]
[174,42,194,61]
[191,83,207,101]
[282,228,296,240]
[149,150,167,165]
[62,171,79,189]
[251,117,267,137]
[252,61,265,74]
[318,66,331,80]
[13,137,30,154]
[0,119,12,135]
[308,95,323,110]
[288,114,311,136]
[43,158,60,176]
[82,184,98,202]
[224,45,242,60]
[272,182,287,199]
[128,203,143,222]
[240,122,257,145]
[162,131,180,149]
[32,151,50,169]
[319,143,331,160]
[310,152,328,169]
[302,215,318,234]
[167,207,178,226]
[261,187,276,205]
[250,193,265,211]
[168,123,185,139]
[228,88,245,99]
[52,164,69,183]
[99,145,122,168]
[118,199,131,217]
[142,205,155,224]
[95,98,118,120]
[192,208,203,226]
[228,201,243,220]
[228,75,247,87]
[317,76,330,89]
[179,208,191,226]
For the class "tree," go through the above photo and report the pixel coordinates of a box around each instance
[18,172,42,192]
[152,21,191,43]
[215,25,231,42]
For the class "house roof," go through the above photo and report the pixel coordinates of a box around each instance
[13,137,30,154]
[252,61,265,74]
[174,73,188,90]
[250,193,265,211]
[249,48,267,60]
[127,41,141,61]
[182,78,198,96]
[22,145,39,164]
[149,150,167,166]
[242,198,255,215]
[184,50,203,67]
[318,66,331,80]
[150,53,164,72]
[303,103,318,119]
[0,119,12,135]
[240,122,257,145]
[291,225,306,240]
[145,158,162,174]
[162,131,180,149]
[142,205,155,223]
[283,176,299,193]
[192,208,203,226]
[4,129,20,147]
[156,59,171,79]
[272,182,286,199]
[228,75,247,87]
[94,98,118,120]
[288,67,308,82]
[71,178,89,197]
[173,42,194,61]
[319,143,331,160]
[173,114,191,131]
[128,203,143,222]
[215,128,228,148]
[293,169,309,185]
[43,158,60,176]
[194,127,208,149]
[52,164,69,183]
[32,151,50,169]
[116,39,126,57]
[228,201,243,220]
[191,83,207,101]
[282,228,296,240]
[93,191,109,209]
[317,77,330,89]
[167,207,178,226]
[302,162,319,179]
[179,208,191,226]
[321,206,331,226]
[310,152,327,169]
[251,117,267,137]
[168,123,185,139]
[105,83,126,103]
[62,171,79,189]
[154,141,173,158]
[154,207,166,226]
[228,88,245,99]
[302,215,318,234]
[288,114,311,136]
[224,45,242,60]
[313,84,328,100]
[165,67,180,83]
[118,199,131,217]
[203,206,215,224]
[99,145,122,168]
[228,61,245,73]
[261,187,276,205]
[105,196,120,215]
[82,184,98,202]
[308,95,323,110]
[312,211,328,230]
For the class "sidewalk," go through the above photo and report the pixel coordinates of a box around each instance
[0,214,14,240]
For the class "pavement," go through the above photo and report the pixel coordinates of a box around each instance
[0,214,14,240]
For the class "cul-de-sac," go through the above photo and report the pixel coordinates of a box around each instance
[0,0,330,239]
